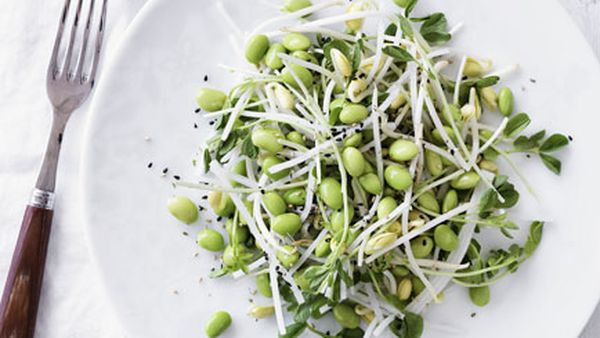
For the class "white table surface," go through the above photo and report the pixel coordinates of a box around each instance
[0,0,598,337]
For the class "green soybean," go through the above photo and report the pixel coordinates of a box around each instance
[344,132,363,147]
[339,103,368,124]
[204,311,232,338]
[282,33,311,51]
[230,160,247,187]
[167,196,198,224]
[277,245,300,268]
[282,64,313,89]
[319,177,343,209]
[377,196,398,220]
[329,98,346,125]
[498,87,514,117]
[442,189,458,213]
[251,128,284,153]
[245,34,270,64]
[295,268,311,290]
[225,219,249,244]
[263,192,287,216]
[384,165,413,191]
[283,187,307,206]
[469,286,490,307]
[283,0,312,12]
[389,139,418,162]
[432,126,458,145]
[392,266,410,278]
[434,224,459,251]
[315,235,332,257]
[256,273,272,298]
[358,173,383,195]
[291,50,318,64]
[330,207,355,233]
[332,303,361,329]
[208,191,235,217]
[286,131,305,146]
[262,156,290,180]
[196,229,225,252]
[412,276,425,295]
[450,172,480,190]
[196,88,227,112]
[223,245,239,267]
[411,236,434,258]
[342,147,366,177]
[425,149,444,177]
[417,191,440,213]
[271,213,302,236]
[265,43,286,70]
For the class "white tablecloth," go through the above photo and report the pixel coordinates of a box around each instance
[0,0,598,337]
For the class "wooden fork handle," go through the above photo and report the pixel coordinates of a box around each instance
[0,194,54,338]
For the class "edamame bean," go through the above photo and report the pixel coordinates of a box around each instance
[364,232,396,254]
[498,87,514,117]
[256,273,272,297]
[251,128,284,153]
[197,229,225,252]
[425,149,444,177]
[167,196,198,224]
[263,192,287,216]
[276,245,299,268]
[283,0,312,12]
[265,43,286,70]
[391,266,410,278]
[442,189,458,213]
[286,131,305,146]
[230,160,247,187]
[363,160,375,174]
[377,196,398,220]
[283,187,306,206]
[282,33,311,51]
[208,191,235,217]
[329,98,346,125]
[358,173,382,195]
[295,268,311,290]
[204,311,232,338]
[344,132,363,147]
[225,219,249,244]
[248,305,275,319]
[315,235,332,257]
[432,126,458,145]
[417,191,440,213]
[412,276,425,295]
[342,147,366,177]
[271,213,302,236]
[469,286,490,307]
[319,177,343,209]
[434,224,459,252]
[331,48,352,77]
[384,165,413,191]
[223,245,244,267]
[411,236,434,258]
[330,207,355,233]
[333,303,361,329]
[450,172,480,190]
[389,139,418,162]
[339,103,368,124]
[397,278,412,300]
[291,51,318,64]
[196,88,227,112]
[245,34,270,64]
[262,156,290,180]
[282,64,313,89]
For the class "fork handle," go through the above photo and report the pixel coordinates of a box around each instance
[0,193,54,338]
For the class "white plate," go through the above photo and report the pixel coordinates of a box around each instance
[82,0,600,337]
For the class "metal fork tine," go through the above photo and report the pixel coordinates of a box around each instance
[61,0,84,79]
[89,0,108,86]
[75,0,96,82]
[47,0,72,80]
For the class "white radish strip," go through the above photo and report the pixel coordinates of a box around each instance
[427,48,452,59]
[268,255,286,335]
[468,118,480,167]
[267,141,333,174]
[453,56,467,105]
[281,26,359,43]
[371,91,384,183]
[254,198,292,253]
[202,99,268,118]
[278,139,308,152]
[414,259,470,271]
[279,53,336,79]
[382,270,397,295]
[365,203,472,263]
[364,319,379,338]
[373,315,396,337]
[352,194,382,230]
[422,141,461,167]
[366,22,386,84]
[478,117,508,154]
[286,10,384,31]
[266,165,312,189]
[351,200,410,252]
[411,169,465,202]
[289,228,328,275]
[294,102,316,122]
[322,80,337,119]
[240,111,323,133]
[232,257,267,279]
[251,0,344,36]
[449,22,464,35]
[223,171,259,189]
[365,284,383,320]
[300,163,317,221]
[221,91,250,141]
[319,305,332,315]
[489,63,519,78]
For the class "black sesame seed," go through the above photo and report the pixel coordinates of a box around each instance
[174,175,181,180]
[529,78,537,83]
[194,123,198,129]
[260,189,265,194]
[568,135,573,141]
[449,149,455,155]
[209,121,215,126]
[204,75,208,82]
[217,216,222,222]
[147,162,153,168]
[526,154,531,158]
[202,195,208,200]
[198,206,204,211]
[182,231,189,236]
[162,168,169,174]
[195,108,201,113]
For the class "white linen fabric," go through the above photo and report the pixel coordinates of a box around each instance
[0,0,598,337]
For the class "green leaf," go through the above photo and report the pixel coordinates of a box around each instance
[524,221,544,256]
[385,23,398,36]
[389,312,424,338]
[293,301,313,323]
[398,15,414,38]
[540,133,569,152]
[241,134,258,159]
[478,189,498,218]
[503,113,531,138]
[475,76,500,89]
[418,13,451,45]
[530,130,546,143]
[339,328,365,338]
[203,149,211,174]
[513,135,537,151]
[539,153,561,174]
[351,39,363,74]
[279,322,307,338]
[382,46,415,62]
[404,0,419,17]
[323,40,351,65]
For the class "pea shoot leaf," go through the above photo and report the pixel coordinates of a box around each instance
[339,328,365,338]
[293,301,313,323]
[385,23,398,36]
[503,113,531,138]
[404,0,419,17]
[524,221,544,256]
[389,312,424,338]
[383,46,415,62]
[203,148,211,174]
[414,13,451,45]
[241,134,258,159]
[279,322,307,338]
[351,39,363,75]
[539,133,569,152]
[399,15,414,38]
[540,153,561,174]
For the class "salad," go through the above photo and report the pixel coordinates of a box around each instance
[167,0,571,337]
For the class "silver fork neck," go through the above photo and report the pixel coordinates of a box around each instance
[35,110,70,193]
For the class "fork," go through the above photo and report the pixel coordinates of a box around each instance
[0,0,107,337]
